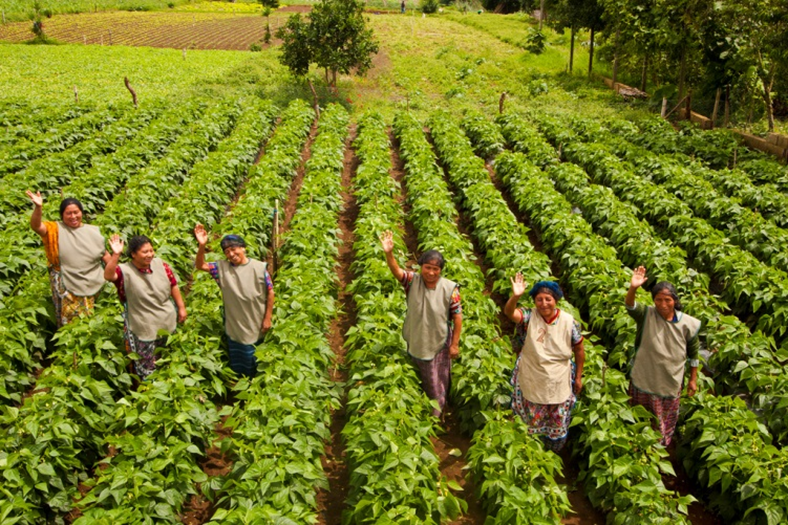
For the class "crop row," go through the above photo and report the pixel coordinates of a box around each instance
[0,98,271,523]
[522,112,788,442]
[394,111,571,523]
[0,101,216,406]
[495,114,788,523]
[0,104,94,148]
[0,106,123,186]
[440,111,695,523]
[341,112,464,523]
[206,103,346,524]
[73,97,278,523]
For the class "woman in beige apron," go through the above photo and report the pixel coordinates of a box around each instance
[381,230,462,418]
[625,266,700,445]
[504,273,585,451]
[104,235,187,380]
[27,191,110,326]
[194,224,275,378]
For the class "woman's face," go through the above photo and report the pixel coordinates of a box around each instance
[654,290,676,320]
[61,204,83,228]
[223,245,247,266]
[420,261,442,286]
[534,292,557,319]
[131,243,155,268]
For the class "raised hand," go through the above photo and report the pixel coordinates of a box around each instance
[109,234,125,256]
[26,190,43,208]
[194,223,209,246]
[379,230,394,254]
[510,272,527,297]
[630,266,647,289]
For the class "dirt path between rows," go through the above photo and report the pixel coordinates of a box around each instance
[315,124,358,525]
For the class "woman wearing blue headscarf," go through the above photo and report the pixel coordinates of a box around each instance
[504,273,585,451]
[194,224,275,377]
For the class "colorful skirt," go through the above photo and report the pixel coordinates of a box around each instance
[227,336,260,377]
[411,344,452,417]
[49,269,98,327]
[123,319,166,381]
[510,354,576,451]
[628,382,681,446]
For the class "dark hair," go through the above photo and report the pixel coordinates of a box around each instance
[652,281,682,311]
[59,198,84,218]
[220,234,246,251]
[528,280,564,301]
[418,249,445,269]
[127,235,153,258]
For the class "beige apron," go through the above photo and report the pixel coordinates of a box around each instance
[120,258,177,341]
[402,274,457,360]
[631,307,701,397]
[217,259,268,345]
[57,222,106,296]
[518,310,575,405]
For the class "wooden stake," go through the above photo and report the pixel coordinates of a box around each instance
[685,90,692,121]
[660,97,668,118]
[83,34,86,45]
[711,87,721,128]
[124,77,138,108]
[182,48,186,60]
[2,10,6,24]
[498,92,507,114]
[307,78,320,119]
[272,200,279,274]
[74,86,79,104]
[109,29,112,45]
[100,34,103,45]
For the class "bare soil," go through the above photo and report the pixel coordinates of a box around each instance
[315,125,359,525]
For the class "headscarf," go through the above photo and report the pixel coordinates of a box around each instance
[528,280,564,301]
[221,234,246,251]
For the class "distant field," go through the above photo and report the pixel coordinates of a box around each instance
[0,11,285,49]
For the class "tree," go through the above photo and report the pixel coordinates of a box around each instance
[276,0,379,91]
[549,0,604,74]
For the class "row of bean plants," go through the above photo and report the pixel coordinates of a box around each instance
[0,99,260,523]
[523,111,788,441]
[394,111,571,523]
[446,111,696,523]
[73,97,279,523]
[0,101,219,407]
[341,112,464,523]
[495,116,788,523]
[206,104,346,523]
[0,105,160,232]
[0,104,93,147]
[0,106,123,185]
[604,119,788,230]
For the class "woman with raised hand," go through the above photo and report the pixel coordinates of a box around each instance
[380,230,462,418]
[27,190,111,326]
[504,273,584,451]
[104,234,186,380]
[625,266,700,446]
[194,224,274,378]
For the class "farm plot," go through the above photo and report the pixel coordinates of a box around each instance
[0,11,281,50]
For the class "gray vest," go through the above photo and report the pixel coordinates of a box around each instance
[57,222,106,296]
[402,274,457,360]
[217,259,268,345]
[630,307,701,397]
[120,258,177,341]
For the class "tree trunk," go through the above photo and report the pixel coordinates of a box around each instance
[640,55,648,92]
[588,27,595,78]
[325,68,329,86]
[724,84,730,127]
[569,24,575,73]
[612,27,620,84]
[677,49,687,100]
[539,0,545,31]
[760,65,776,132]
[711,87,721,127]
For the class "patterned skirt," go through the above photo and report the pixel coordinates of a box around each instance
[510,354,576,451]
[411,344,452,417]
[227,336,260,377]
[49,269,98,327]
[123,318,166,381]
[628,382,681,446]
